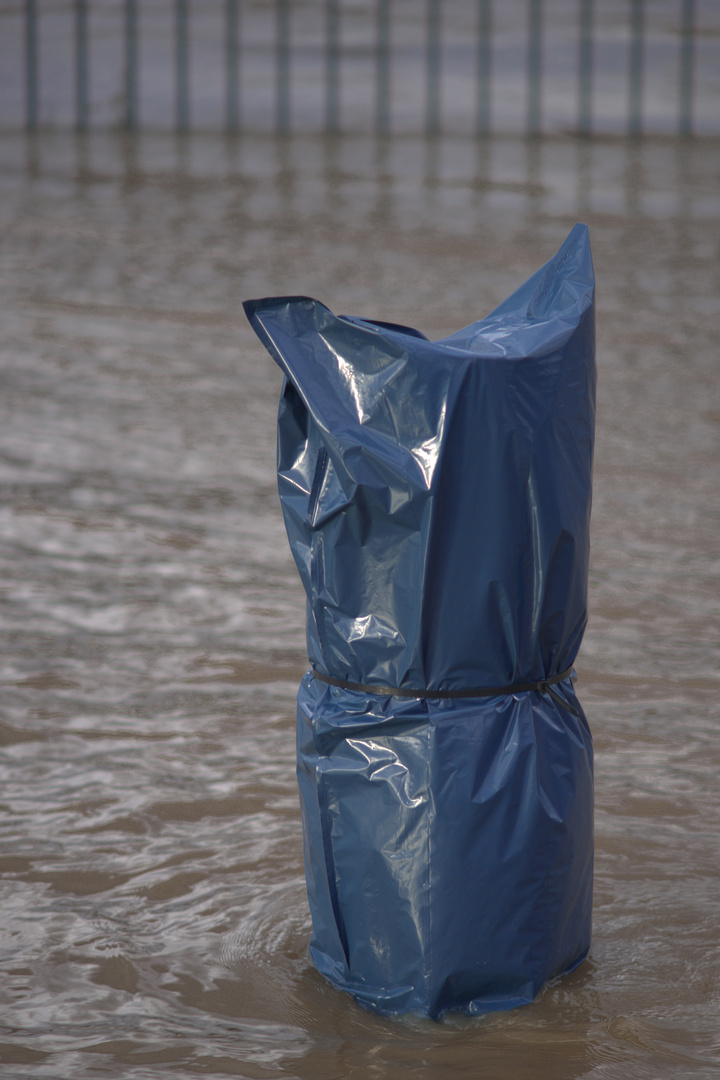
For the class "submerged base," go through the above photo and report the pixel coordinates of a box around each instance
[297,673,593,1019]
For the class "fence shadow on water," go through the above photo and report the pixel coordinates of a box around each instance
[8,126,719,226]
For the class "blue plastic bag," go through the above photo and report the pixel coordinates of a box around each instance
[244,223,595,1018]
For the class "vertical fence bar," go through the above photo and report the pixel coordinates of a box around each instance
[276,0,290,133]
[679,0,695,136]
[226,0,240,132]
[375,0,390,135]
[426,0,440,135]
[25,0,38,130]
[527,0,542,135]
[125,0,138,130]
[326,0,340,132]
[578,0,592,135]
[14,0,707,140]
[628,0,644,136]
[476,0,492,136]
[176,0,189,132]
[75,0,89,131]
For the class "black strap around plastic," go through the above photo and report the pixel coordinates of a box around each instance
[311,664,579,715]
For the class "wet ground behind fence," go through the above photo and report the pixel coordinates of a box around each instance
[0,130,719,1078]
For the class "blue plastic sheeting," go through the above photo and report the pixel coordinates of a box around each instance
[244,223,596,1019]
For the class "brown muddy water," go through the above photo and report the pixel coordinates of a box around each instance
[1,131,719,1079]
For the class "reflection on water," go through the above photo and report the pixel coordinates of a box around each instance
[0,130,719,1078]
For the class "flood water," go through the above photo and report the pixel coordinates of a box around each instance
[1,130,719,1078]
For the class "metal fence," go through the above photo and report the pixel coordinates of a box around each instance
[4,0,719,137]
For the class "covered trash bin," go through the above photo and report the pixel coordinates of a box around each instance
[243,223,595,1019]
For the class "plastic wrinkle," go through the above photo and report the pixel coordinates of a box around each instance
[244,223,596,1019]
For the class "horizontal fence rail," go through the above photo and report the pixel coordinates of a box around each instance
[2,0,718,137]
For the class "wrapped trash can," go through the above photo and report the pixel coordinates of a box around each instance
[243,223,596,1019]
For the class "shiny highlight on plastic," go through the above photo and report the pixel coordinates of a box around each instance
[244,223,596,1018]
